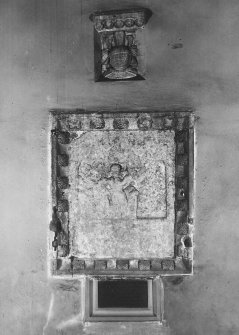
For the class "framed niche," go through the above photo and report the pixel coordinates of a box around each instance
[84,277,163,322]
[49,110,194,277]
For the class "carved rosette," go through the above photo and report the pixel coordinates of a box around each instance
[51,112,193,132]
[51,111,194,276]
[91,9,150,33]
[113,117,129,129]
[90,114,105,129]
[137,113,153,130]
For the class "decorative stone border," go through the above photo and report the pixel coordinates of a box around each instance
[89,9,152,33]
[51,257,188,277]
[50,110,194,276]
[52,111,193,132]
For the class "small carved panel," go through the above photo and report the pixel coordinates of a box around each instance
[50,111,194,276]
[90,9,152,81]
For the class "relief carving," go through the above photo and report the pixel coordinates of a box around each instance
[78,162,139,219]
[101,31,139,80]
[50,111,194,274]
[69,129,175,259]
[137,113,153,130]
[77,152,166,220]
[90,9,152,81]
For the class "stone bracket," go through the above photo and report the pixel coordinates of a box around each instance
[89,8,152,81]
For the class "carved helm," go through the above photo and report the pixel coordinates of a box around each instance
[109,46,132,71]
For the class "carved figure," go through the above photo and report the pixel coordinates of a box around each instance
[103,163,138,218]
[90,9,152,81]
[102,31,139,80]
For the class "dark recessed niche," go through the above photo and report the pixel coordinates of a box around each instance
[98,280,148,308]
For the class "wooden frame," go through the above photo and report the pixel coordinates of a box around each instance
[84,277,163,322]
[49,110,195,276]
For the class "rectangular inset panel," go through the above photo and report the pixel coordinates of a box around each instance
[69,129,175,259]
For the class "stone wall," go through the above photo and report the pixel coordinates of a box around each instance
[1,0,239,334]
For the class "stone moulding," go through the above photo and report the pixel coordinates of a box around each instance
[50,110,195,276]
[89,8,152,81]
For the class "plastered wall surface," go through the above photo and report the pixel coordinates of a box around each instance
[1,0,239,334]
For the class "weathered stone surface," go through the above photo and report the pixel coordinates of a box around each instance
[57,131,71,144]
[138,260,151,270]
[82,322,171,335]
[176,117,187,130]
[90,9,152,81]
[57,176,69,189]
[113,117,129,129]
[116,260,129,270]
[151,259,162,271]
[137,113,153,130]
[69,129,175,259]
[85,260,95,270]
[129,259,139,270]
[162,260,175,271]
[95,260,107,270]
[58,154,69,167]
[72,258,85,271]
[177,154,188,165]
[176,142,185,154]
[107,259,116,269]
[164,117,174,129]
[176,165,185,178]
[177,243,185,257]
[90,114,105,129]
[177,222,189,235]
[57,199,69,212]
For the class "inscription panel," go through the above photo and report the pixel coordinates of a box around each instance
[68,129,175,259]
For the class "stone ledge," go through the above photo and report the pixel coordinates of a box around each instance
[83,322,171,335]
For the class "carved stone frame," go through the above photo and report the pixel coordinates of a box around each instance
[49,110,194,277]
[84,277,163,322]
